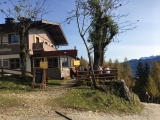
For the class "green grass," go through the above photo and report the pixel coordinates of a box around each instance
[0,76,64,92]
[0,76,143,114]
[51,85,143,114]
[0,76,32,92]
[47,79,64,86]
[0,76,65,109]
[0,94,27,108]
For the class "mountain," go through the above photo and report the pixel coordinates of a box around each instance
[139,55,159,60]
[127,55,160,75]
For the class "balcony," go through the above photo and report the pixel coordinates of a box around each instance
[32,43,56,51]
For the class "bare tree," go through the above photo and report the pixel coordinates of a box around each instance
[0,0,49,76]
[65,0,138,88]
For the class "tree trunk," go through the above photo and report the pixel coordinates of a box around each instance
[88,51,97,88]
[79,34,97,89]
[100,48,104,66]
[93,44,100,70]
[19,26,27,76]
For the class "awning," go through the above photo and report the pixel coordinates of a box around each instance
[41,49,78,59]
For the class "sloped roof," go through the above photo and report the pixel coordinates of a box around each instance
[30,20,68,46]
[0,19,68,46]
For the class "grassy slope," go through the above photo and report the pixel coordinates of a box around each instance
[0,76,143,114]
[51,86,143,114]
[0,76,64,108]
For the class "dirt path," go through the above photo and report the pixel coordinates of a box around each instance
[0,80,160,120]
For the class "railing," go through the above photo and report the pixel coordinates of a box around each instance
[33,43,55,51]
[76,69,118,84]
[0,67,33,79]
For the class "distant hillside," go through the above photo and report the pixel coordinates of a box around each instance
[127,55,160,75]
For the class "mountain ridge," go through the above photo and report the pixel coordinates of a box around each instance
[127,55,160,75]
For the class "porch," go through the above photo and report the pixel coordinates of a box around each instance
[31,49,78,79]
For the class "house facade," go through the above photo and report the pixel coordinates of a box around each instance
[0,18,77,79]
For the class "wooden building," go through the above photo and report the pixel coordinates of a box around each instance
[0,18,77,79]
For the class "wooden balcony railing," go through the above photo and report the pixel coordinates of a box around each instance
[76,69,118,84]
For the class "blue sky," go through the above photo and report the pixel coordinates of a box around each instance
[0,0,160,62]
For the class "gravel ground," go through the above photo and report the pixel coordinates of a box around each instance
[0,80,160,120]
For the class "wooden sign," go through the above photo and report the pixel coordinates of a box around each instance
[74,60,80,67]
[35,69,43,84]
[32,67,46,91]
[40,62,48,69]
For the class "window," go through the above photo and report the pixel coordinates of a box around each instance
[62,57,68,67]
[36,37,39,43]
[10,58,20,69]
[34,59,42,67]
[47,57,58,68]
[51,45,54,48]
[9,34,19,43]
[3,59,9,68]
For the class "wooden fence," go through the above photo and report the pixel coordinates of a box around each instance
[0,67,33,79]
[76,69,118,84]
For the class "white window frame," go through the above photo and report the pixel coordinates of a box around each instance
[3,59,9,68]
[47,57,59,68]
[61,57,69,67]
[33,35,41,43]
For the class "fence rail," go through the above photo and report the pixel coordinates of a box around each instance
[76,69,118,83]
[0,67,33,79]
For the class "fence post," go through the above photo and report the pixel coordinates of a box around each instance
[76,70,78,85]
[2,67,3,79]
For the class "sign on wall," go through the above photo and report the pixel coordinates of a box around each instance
[74,60,80,67]
[40,62,48,69]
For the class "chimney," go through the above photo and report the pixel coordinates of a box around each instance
[74,46,76,50]
[5,18,15,24]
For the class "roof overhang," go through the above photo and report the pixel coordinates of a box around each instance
[41,49,77,59]
[0,19,69,46]
[29,20,68,46]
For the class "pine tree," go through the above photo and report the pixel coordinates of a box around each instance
[145,74,158,102]
[108,58,113,68]
[135,60,145,85]
[103,59,108,67]
[113,59,122,80]
[134,61,151,101]
[123,57,133,77]
[143,62,150,81]
[150,61,160,102]
[134,61,145,101]
[151,61,160,85]
[80,56,89,67]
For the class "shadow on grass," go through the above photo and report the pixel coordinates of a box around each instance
[0,76,80,91]
[0,76,33,91]
[0,75,32,83]
[47,81,61,86]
